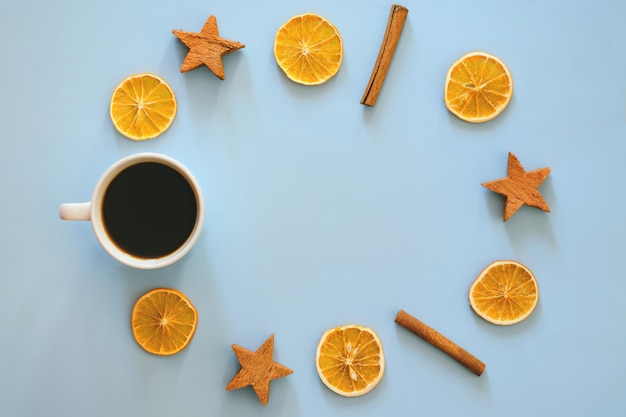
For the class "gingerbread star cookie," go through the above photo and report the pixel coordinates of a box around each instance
[226,334,293,406]
[482,152,551,221]
[173,15,245,79]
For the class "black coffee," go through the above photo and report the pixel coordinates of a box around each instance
[102,162,198,259]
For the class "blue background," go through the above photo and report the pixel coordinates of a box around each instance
[1,0,625,415]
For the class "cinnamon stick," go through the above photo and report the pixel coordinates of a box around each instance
[360,4,408,106]
[394,309,486,376]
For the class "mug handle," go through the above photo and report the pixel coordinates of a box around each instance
[59,202,91,221]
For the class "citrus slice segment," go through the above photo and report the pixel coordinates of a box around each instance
[110,73,177,140]
[444,51,513,123]
[274,13,343,85]
[315,324,385,397]
[469,260,539,325]
[130,288,198,355]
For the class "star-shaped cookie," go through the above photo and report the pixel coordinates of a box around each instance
[482,152,551,221]
[172,15,245,79]
[225,334,293,406]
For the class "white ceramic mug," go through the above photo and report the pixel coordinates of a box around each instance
[59,153,205,269]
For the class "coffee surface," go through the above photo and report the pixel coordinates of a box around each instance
[102,162,198,259]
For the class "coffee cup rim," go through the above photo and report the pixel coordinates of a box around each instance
[90,153,204,269]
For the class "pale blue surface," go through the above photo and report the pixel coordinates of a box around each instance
[1,0,625,415]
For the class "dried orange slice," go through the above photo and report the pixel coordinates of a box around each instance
[469,260,539,325]
[274,13,343,85]
[444,51,513,123]
[131,288,197,355]
[110,73,177,140]
[315,324,385,397]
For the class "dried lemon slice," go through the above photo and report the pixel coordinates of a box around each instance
[274,13,343,85]
[469,260,539,325]
[131,288,198,355]
[444,51,513,123]
[110,73,177,140]
[315,324,385,396]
